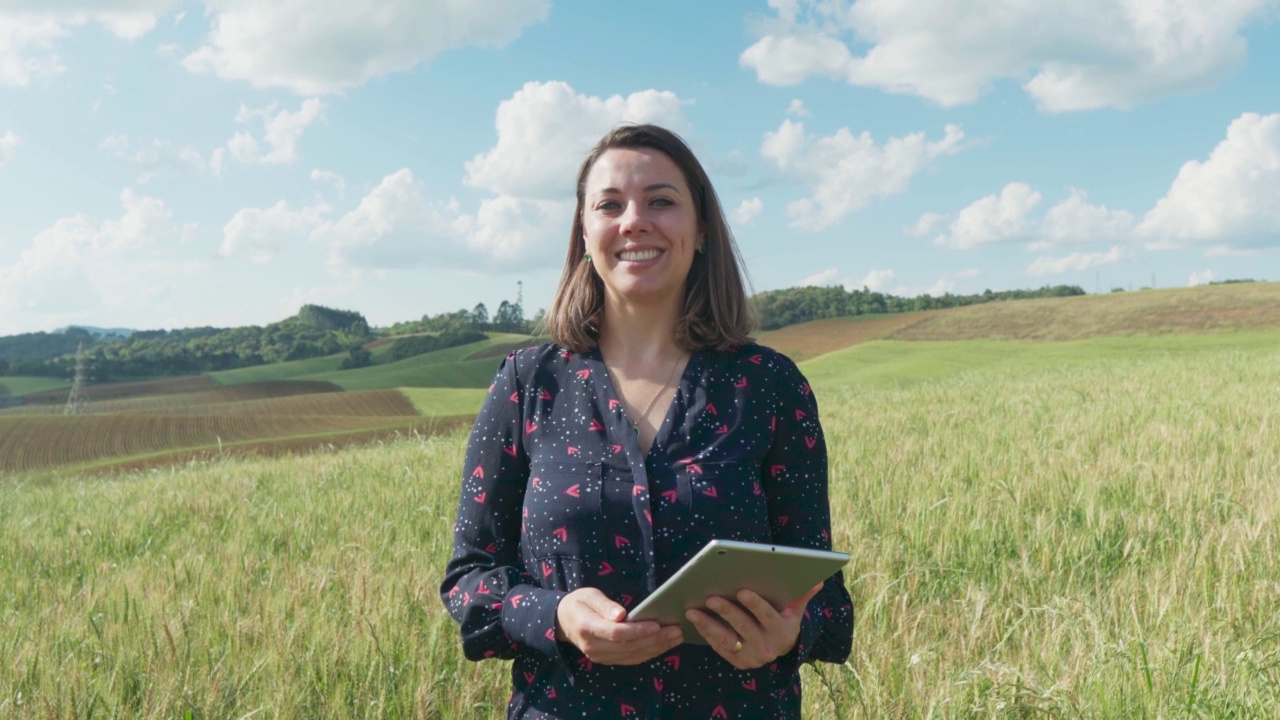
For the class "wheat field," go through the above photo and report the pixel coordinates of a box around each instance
[2,334,1277,718]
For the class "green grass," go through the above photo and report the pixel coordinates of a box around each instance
[206,334,531,391]
[0,376,71,397]
[398,388,488,417]
[801,329,1280,390]
[206,354,348,386]
[2,332,1278,717]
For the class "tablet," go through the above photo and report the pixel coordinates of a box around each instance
[628,539,849,645]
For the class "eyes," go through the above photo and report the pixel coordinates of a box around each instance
[594,196,677,212]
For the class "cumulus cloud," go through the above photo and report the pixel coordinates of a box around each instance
[310,168,346,197]
[220,200,331,262]
[212,98,325,172]
[1188,269,1217,286]
[0,187,193,327]
[857,268,896,292]
[762,119,964,231]
[732,197,764,226]
[98,134,206,181]
[1136,112,1280,250]
[931,183,1042,250]
[0,130,17,165]
[0,2,174,87]
[739,0,1272,111]
[1025,246,1129,277]
[800,267,839,287]
[904,211,947,238]
[786,99,810,117]
[182,0,549,95]
[464,81,689,199]
[1033,189,1136,249]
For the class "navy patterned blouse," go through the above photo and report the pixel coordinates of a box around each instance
[441,342,853,719]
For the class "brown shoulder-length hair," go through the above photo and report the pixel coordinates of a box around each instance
[545,124,756,353]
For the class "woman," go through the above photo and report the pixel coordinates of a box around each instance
[441,124,853,719]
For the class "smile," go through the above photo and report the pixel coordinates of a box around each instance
[618,249,662,262]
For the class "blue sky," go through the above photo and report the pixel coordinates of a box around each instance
[1,0,1278,335]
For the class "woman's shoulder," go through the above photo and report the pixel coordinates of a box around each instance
[710,342,803,374]
[503,341,582,378]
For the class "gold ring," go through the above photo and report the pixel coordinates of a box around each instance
[731,639,743,654]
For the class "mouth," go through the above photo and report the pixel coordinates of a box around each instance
[617,248,662,262]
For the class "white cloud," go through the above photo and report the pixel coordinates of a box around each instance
[1136,112,1280,250]
[732,197,764,226]
[857,269,895,292]
[1188,269,1217,286]
[739,0,1272,112]
[464,81,690,199]
[1033,189,1135,249]
[955,268,980,279]
[0,2,174,87]
[786,98,810,117]
[0,130,17,166]
[762,119,964,231]
[309,169,467,269]
[182,0,549,95]
[1025,246,1128,277]
[0,188,192,327]
[800,267,839,287]
[933,183,1042,250]
[98,134,206,181]
[213,99,325,171]
[220,200,331,262]
[905,211,947,237]
[310,168,346,197]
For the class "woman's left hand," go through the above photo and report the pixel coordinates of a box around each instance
[685,583,823,669]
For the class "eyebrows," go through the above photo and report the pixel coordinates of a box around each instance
[593,182,684,197]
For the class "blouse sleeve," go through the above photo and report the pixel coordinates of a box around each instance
[439,352,567,662]
[761,355,854,666]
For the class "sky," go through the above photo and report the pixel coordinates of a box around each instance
[1,0,1278,336]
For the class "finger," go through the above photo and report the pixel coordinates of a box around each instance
[685,608,747,668]
[579,587,629,623]
[704,595,765,646]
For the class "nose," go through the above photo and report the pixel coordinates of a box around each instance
[619,200,651,236]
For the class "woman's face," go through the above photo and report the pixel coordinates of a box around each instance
[581,147,701,314]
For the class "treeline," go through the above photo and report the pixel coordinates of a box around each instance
[4,305,371,381]
[753,284,1087,330]
[386,300,539,336]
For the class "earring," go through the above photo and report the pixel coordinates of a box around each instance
[583,252,592,262]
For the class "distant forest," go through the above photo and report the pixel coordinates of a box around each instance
[752,283,1087,330]
[6,281,1249,382]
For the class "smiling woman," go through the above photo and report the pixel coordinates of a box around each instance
[440,125,854,720]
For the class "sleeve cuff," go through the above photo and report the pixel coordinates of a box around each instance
[500,583,569,662]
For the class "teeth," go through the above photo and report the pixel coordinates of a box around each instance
[619,249,661,262]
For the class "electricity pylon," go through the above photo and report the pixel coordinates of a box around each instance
[64,341,90,415]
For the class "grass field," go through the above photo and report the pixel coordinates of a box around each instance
[0,376,71,397]
[2,313,1277,717]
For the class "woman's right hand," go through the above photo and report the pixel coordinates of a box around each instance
[555,587,684,665]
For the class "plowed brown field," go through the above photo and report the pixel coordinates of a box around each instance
[4,380,345,416]
[0,412,437,474]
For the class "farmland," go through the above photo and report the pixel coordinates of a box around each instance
[0,283,1278,717]
[0,334,537,474]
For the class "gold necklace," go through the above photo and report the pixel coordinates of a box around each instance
[611,352,684,423]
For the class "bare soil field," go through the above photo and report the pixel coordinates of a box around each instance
[0,411,441,474]
[4,379,345,415]
[20,374,218,404]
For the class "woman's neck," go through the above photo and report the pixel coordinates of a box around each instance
[598,297,683,366]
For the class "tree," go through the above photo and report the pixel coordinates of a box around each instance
[470,303,490,330]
